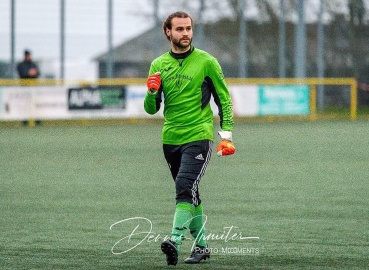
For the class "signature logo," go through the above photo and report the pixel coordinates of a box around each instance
[109,216,260,255]
[164,66,173,72]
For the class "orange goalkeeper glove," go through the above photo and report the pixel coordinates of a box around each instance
[147,72,161,94]
[217,130,235,156]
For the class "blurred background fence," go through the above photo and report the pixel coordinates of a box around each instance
[0,0,369,116]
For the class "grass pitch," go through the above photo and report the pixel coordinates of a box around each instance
[1,121,369,269]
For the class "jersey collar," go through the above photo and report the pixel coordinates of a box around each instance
[170,46,194,60]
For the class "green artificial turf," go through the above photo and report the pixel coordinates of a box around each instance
[1,121,369,269]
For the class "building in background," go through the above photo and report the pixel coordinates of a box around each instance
[94,18,369,79]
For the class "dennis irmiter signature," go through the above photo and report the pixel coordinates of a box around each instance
[109,216,259,255]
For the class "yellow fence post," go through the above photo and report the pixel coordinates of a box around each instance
[28,119,36,127]
[310,85,317,121]
[350,79,357,121]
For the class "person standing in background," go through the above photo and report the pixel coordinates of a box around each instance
[17,49,40,79]
[17,49,41,126]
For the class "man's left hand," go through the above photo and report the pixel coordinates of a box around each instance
[216,140,235,156]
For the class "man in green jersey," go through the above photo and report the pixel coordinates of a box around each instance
[144,11,235,266]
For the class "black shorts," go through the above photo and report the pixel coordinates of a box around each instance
[163,140,213,206]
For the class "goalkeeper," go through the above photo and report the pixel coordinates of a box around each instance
[144,11,235,266]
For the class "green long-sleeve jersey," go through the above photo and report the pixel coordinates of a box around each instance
[144,46,234,145]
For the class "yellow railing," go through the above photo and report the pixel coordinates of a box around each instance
[0,78,146,86]
[0,77,358,120]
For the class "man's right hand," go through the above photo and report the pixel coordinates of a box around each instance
[147,72,161,94]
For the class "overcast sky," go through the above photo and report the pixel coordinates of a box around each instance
[0,0,156,62]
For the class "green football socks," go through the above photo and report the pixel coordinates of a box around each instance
[170,202,195,251]
[189,204,207,247]
[170,202,207,251]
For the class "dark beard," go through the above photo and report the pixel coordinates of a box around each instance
[172,38,192,51]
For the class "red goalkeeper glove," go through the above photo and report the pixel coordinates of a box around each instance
[147,72,161,94]
[216,131,235,156]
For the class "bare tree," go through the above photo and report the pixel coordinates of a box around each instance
[348,0,366,78]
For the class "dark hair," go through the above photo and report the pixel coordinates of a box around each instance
[163,11,193,40]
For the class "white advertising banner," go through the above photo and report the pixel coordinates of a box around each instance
[0,85,165,120]
[0,84,307,121]
[0,86,68,120]
[229,85,258,116]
